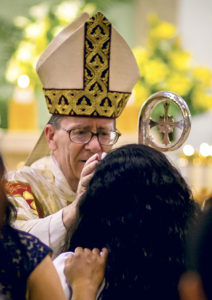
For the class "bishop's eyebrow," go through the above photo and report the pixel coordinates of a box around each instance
[69,125,91,130]
[70,125,113,131]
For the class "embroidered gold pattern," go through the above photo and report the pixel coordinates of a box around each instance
[44,12,130,118]
[6,181,44,218]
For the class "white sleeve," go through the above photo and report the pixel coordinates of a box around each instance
[53,252,73,300]
[8,193,68,258]
[29,209,68,258]
[13,208,68,258]
[53,252,106,300]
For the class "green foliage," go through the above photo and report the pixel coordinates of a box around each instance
[84,0,132,11]
[5,0,133,92]
[0,17,22,128]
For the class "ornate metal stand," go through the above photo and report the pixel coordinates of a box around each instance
[138,91,191,151]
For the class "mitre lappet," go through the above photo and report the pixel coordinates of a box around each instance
[25,11,140,165]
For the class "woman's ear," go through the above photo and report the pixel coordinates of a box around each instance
[45,124,57,151]
[178,271,207,300]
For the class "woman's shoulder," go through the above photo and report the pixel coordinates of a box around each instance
[15,227,51,260]
[1,225,51,274]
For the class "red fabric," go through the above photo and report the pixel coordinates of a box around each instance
[6,181,44,218]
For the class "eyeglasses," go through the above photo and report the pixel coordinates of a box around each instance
[61,128,121,146]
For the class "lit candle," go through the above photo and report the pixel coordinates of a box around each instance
[181,144,195,188]
[8,75,38,131]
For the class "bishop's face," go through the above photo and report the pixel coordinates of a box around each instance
[46,116,114,191]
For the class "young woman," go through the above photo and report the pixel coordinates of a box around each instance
[64,144,199,300]
[0,153,107,300]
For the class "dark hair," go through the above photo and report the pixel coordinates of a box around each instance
[0,154,16,229]
[185,208,212,299]
[70,144,197,300]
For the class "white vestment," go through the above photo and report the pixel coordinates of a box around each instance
[7,155,76,257]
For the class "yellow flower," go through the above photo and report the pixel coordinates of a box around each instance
[25,21,47,39]
[204,94,212,110]
[133,47,148,63]
[165,73,192,96]
[5,59,22,82]
[193,67,212,88]
[54,1,81,23]
[143,59,169,85]
[52,26,64,37]
[192,87,212,110]
[133,83,150,107]
[14,16,29,28]
[168,50,191,71]
[82,3,96,15]
[16,42,35,63]
[192,87,205,109]
[34,18,50,51]
[150,22,176,40]
[172,36,182,47]
[133,47,149,75]
[29,3,49,20]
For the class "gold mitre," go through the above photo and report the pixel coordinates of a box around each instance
[36,11,140,119]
